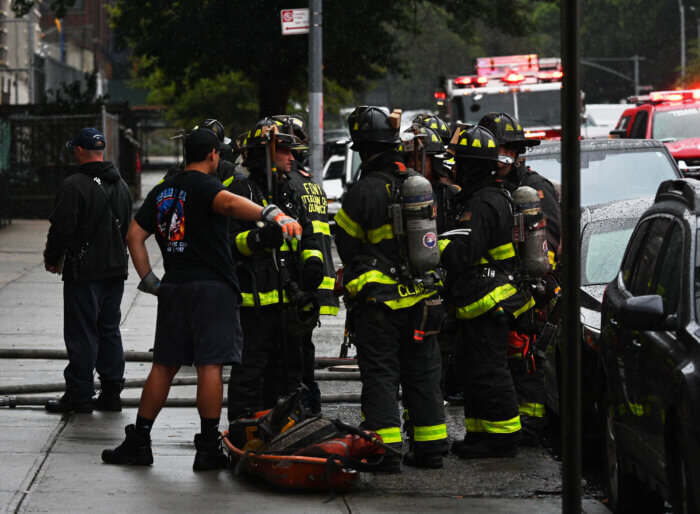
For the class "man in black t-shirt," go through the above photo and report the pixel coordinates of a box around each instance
[101,127,302,471]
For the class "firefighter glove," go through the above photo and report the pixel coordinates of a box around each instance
[251,223,284,250]
[301,260,324,292]
[137,270,161,296]
[262,204,302,241]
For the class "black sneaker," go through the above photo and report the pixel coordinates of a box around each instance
[45,395,93,414]
[102,425,153,465]
[92,391,122,412]
[402,451,444,469]
[193,433,229,471]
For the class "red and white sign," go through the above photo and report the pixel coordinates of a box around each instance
[281,8,309,35]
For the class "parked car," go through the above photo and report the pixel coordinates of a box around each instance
[543,198,652,434]
[600,178,700,512]
[525,139,681,206]
[581,103,629,139]
[321,140,362,223]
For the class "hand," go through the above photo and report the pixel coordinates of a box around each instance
[251,223,283,250]
[261,204,302,241]
[301,260,324,291]
[45,263,59,274]
[137,270,161,296]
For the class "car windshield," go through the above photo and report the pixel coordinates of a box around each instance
[652,107,700,141]
[527,148,678,205]
[456,89,561,127]
[581,220,636,286]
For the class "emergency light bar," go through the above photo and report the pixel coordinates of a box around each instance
[647,89,700,103]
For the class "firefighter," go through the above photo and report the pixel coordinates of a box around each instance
[411,113,457,184]
[226,118,324,422]
[439,125,535,458]
[198,118,237,182]
[272,114,339,414]
[478,112,561,444]
[334,106,448,471]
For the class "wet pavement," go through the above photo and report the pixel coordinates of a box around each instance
[0,171,610,512]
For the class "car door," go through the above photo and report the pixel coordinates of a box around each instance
[635,220,685,466]
[613,216,671,448]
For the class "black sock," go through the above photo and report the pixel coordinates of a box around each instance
[135,415,154,433]
[200,417,220,439]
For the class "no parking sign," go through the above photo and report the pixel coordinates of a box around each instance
[280,8,309,35]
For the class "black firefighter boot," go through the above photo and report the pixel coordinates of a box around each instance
[93,382,123,412]
[102,425,153,465]
[372,443,402,474]
[402,451,444,469]
[452,432,521,459]
[193,433,229,471]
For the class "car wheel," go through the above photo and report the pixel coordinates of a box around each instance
[602,392,664,513]
[668,422,697,514]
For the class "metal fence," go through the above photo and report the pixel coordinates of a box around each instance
[0,105,140,220]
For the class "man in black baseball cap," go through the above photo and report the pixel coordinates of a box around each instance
[66,127,106,150]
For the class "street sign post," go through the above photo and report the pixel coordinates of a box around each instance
[280,8,310,35]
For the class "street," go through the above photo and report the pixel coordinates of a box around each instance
[0,171,609,512]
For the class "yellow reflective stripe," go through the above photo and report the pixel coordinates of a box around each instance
[235,230,253,257]
[366,223,394,244]
[628,402,644,417]
[413,424,448,442]
[302,249,323,263]
[223,176,234,187]
[312,220,331,236]
[240,290,289,307]
[465,416,521,434]
[384,290,436,310]
[319,276,335,290]
[438,239,451,256]
[280,239,298,252]
[477,243,516,264]
[345,270,397,298]
[548,250,555,265]
[513,296,536,319]
[456,284,518,319]
[519,403,546,418]
[335,208,365,239]
[376,427,402,444]
[319,306,339,315]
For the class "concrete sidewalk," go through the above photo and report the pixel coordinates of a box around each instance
[0,173,610,512]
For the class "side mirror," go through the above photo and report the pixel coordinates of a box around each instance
[609,129,627,139]
[619,295,678,331]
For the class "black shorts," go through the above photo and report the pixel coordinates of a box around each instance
[153,280,242,366]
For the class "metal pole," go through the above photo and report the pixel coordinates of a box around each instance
[680,0,686,85]
[561,0,581,511]
[634,55,640,96]
[26,7,33,103]
[308,0,323,183]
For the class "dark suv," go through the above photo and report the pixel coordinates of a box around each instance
[601,178,700,513]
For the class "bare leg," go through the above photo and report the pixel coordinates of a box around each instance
[196,364,224,419]
[137,363,180,420]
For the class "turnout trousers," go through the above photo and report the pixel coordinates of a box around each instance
[352,301,448,455]
[227,305,303,421]
[457,314,522,443]
[63,278,125,401]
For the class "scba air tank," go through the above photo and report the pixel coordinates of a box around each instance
[512,186,550,278]
[401,175,440,273]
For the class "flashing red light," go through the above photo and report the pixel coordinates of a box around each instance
[503,72,525,84]
[476,76,488,85]
[552,71,564,79]
[454,76,473,86]
[434,91,446,100]
[648,89,700,103]
[537,72,553,80]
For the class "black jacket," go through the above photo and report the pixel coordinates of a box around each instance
[44,161,132,283]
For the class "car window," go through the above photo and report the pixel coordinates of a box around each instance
[615,115,631,131]
[654,223,683,314]
[621,220,650,289]
[323,159,345,180]
[581,221,635,285]
[629,111,648,138]
[526,148,678,206]
[652,107,700,142]
[630,218,671,296]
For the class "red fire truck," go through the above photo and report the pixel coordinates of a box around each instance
[610,89,700,177]
[436,54,564,139]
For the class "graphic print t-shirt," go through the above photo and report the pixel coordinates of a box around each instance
[135,170,239,291]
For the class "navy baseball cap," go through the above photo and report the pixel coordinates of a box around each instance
[184,127,220,156]
[66,127,106,150]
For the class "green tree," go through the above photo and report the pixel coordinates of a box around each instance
[108,0,536,124]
